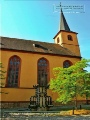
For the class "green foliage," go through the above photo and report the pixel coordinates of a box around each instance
[50,59,90,105]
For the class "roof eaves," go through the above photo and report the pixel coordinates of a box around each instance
[53,30,78,39]
[1,48,81,58]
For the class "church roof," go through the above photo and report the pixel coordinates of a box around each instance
[59,8,70,31]
[0,37,80,58]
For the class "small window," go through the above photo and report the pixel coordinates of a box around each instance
[63,60,72,68]
[67,35,73,41]
[33,44,48,50]
[57,37,59,43]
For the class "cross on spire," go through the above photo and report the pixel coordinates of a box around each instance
[60,2,62,8]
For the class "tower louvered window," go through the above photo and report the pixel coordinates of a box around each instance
[6,56,21,87]
[67,35,73,41]
[57,37,60,43]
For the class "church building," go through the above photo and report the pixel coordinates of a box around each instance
[1,9,85,108]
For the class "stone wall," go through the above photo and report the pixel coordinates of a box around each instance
[1,100,90,109]
[53,100,90,106]
[1,102,30,109]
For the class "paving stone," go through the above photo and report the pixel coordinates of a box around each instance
[1,112,90,120]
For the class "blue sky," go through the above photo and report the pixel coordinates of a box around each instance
[0,0,90,71]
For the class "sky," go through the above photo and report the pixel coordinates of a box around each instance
[0,0,90,71]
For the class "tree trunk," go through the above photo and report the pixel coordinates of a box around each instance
[86,94,88,105]
[74,85,78,110]
[75,96,78,110]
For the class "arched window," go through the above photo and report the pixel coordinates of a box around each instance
[6,56,21,87]
[67,35,73,41]
[57,37,60,43]
[63,60,72,68]
[37,58,49,86]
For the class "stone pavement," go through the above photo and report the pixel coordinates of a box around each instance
[1,112,90,120]
[1,115,90,120]
[1,105,90,120]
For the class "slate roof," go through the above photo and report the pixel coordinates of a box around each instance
[54,9,77,39]
[59,8,70,31]
[0,37,80,58]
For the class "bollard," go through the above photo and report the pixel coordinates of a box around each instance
[72,107,74,115]
[80,105,82,110]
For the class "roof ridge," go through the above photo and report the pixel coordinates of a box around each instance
[1,36,55,45]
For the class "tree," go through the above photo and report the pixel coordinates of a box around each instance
[80,72,90,104]
[50,59,90,108]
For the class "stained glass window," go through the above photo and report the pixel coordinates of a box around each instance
[38,58,49,86]
[63,60,72,68]
[6,56,21,87]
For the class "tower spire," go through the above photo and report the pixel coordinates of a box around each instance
[59,3,70,31]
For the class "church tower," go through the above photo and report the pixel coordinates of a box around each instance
[53,8,81,57]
